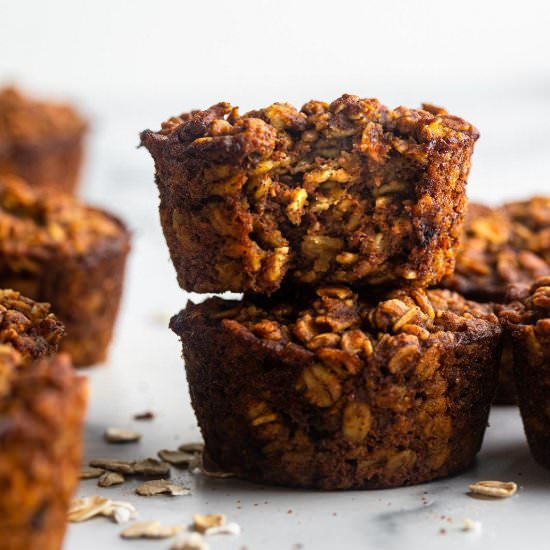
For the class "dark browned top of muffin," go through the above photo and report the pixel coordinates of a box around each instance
[151,95,478,160]
[500,276,550,326]
[445,201,550,301]
[0,176,129,270]
[176,286,500,366]
[0,86,86,147]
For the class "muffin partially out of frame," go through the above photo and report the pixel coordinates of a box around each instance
[444,200,550,404]
[500,277,550,469]
[142,95,478,294]
[0,87,87,194]
[445,202,550,302]
[0,289,87,550]
[0,176,130,366]
[172,286,501,490]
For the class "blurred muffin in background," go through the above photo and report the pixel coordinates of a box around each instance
[0,86,87,194]
[0,175,130,366]
[444,200,550,404]
[0,289,87,550]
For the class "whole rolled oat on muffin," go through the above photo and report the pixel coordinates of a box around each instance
[171,286,501,490]
[141,95,479,294]
[500,276,550,469]
[0,175,130,366]
[0,290,87,550]
[443,200,550,404]
[0,86,87,194]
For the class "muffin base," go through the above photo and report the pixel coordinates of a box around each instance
[509,323,550,468]
[173,293,501,490]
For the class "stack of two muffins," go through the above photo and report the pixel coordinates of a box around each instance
[142,95,503,490]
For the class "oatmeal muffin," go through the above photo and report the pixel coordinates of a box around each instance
[445,202,550,302]
[444,200,550,404]
[500,277,550,469]
[0,175,130,366]
[172,286,501,490]
[0,290,87,550]
[0,87,87,194]
[141,95,478,294]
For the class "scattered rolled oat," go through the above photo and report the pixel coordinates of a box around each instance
[68,496,136,524]
[171,532,209,550]
[135,479,191,497]
[178,442,204,453]
[120,520,184,539]
[89,457,170,476]
[468,480,517,498]
[98,471,125,487]
[104,427,142,443]
[158,449,196,466]
[68,496,112,522]
[205,522,241,536]
[80,467,105,479]
[89,458,135,474]
[133,458,170,476]
[462,518,483,533]
[134,410,155,421]
[193,514,225,533]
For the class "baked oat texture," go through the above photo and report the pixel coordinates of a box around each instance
[0,176,130,365]
[0,290,87,550]
[500,276,550,469]
[142,95,479,294]
[0,87,86,194]
[445,201,550,302]
[444,199,550,404]
[172,286,501,490]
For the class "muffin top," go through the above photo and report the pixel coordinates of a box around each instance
[503,197,550,262]
[0,176,128,269]
[152,95,479,162]
[500,276,550,327]
[0,86,86,147]
[180,286,500,366]
[445,201,550,301]
[0,288,64,399]
[154,94,478,156]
